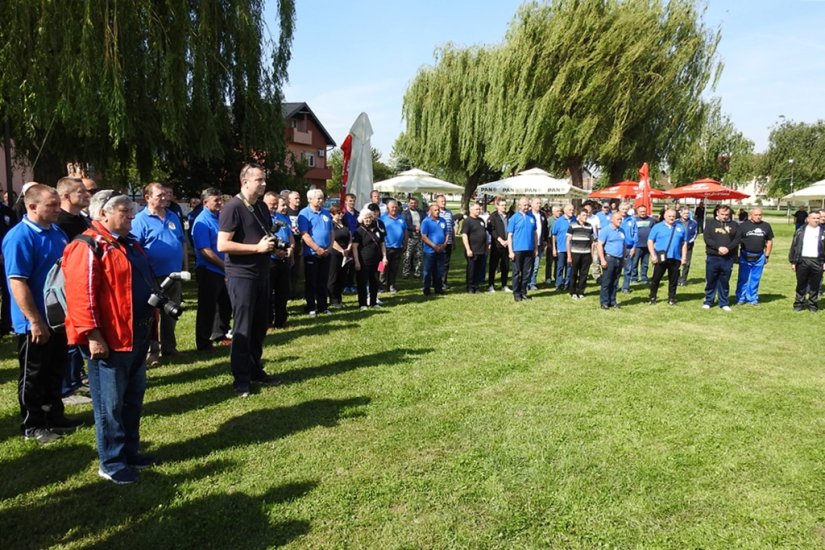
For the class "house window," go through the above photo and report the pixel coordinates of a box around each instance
[317,149,325,158]
[302,152,315,167]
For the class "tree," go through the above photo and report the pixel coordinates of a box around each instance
[668,98,754,185]
[762,120,825,196]
[325,147,393,196]
[0,0,295,191]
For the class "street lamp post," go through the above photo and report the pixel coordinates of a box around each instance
[787,158,795,224]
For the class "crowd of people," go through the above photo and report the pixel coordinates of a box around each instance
[1,165,824,485]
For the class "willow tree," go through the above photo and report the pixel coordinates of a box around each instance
[0,0,295,190]
[400,44,502,208]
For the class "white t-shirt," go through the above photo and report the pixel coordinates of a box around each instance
[801,226,820,258]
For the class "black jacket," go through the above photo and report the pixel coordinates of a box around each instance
[789,225,825,264]
[703,217,740,258]
[402,208,425,237]
[487,211,509,249]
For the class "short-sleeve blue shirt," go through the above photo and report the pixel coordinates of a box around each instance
[297,206,332,255]
[551,215,574,252]
[648,222,687,261]
[272,212,293,262]
[1,217,68,333]
[598,224,626,258]
[381,214,407,249]
[131,208,185,277]
[507,211,537,252]
[191,208,224,276]
[420,216,447,254]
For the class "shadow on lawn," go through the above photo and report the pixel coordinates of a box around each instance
[277,347,427,386]
[156,396,370,464]
[0,442,94,501]
[0,458,315,549]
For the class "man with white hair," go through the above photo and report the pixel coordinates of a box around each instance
[298,188,334,314]
[735,208,774,306]
[63,189,157,483]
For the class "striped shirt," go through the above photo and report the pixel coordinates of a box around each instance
[440,208,454,244]
[567,221,595,255]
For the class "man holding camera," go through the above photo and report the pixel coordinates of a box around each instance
[63,190,157,484]
[218,163,278,397]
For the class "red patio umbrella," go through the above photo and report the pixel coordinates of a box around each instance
[589,180,667,200]
[664,178,749,201]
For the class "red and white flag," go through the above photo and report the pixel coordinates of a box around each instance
[339,134,353,204]
[635,162,652,213]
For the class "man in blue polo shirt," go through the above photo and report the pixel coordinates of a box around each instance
[647,208,688,306]
[597,212,626,309]
[380,199,407,293]
[628,204,655,287]
[131,182,188,360]
[619,202,638,293]
[508,196,538,302]
[551,204,575,291]
[298,188,334,315]
[192,188,231,351]
[3,184,81,444]
[420,204,447,296]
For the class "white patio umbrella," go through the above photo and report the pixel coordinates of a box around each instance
[476,167,587,198]
[782,179,825,202]
[372,168,464,194]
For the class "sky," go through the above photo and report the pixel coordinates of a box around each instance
[271,0,825,163]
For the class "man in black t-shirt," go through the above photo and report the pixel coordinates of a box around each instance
[793,206,808,231]
[217,163,278,397]
[735,208,774,305]
[461,203,489,293]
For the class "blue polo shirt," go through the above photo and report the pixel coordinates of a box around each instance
[599,224,626,258]
[191,208,224,276]
[507,211,537,252]
[272,212,292,262]
[343,209,359,236]
[648,222,687,261]
[620,216,638,248]
[421,216,447,254]
[131,208,185,277]
[297,206,333,255]
[597,210,613,228]
[381,214,407,249]
[2,217,68,333]
[551,215,574,252]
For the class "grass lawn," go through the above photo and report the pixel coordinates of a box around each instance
[1,220,824,548]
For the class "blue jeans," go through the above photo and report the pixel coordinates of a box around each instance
[633,247,650,283]
[61,345,86,397]
[83,327,150,476]
[512,251,534,299]
[423,252,445,294]
[621,248,636,290]
[704,255,734,307]
[555,252,570,289]
[530,250,544,287]
[601,255,623,306]
[735,252,766,304]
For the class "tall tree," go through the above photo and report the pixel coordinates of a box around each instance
[762,119,825,196]
[0,0,295,190]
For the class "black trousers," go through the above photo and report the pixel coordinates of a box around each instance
[442,243,454,286]
[17,330,67,431]
[0,268,11,333]
[289,247,303,300]
[304,254,331,312]
[511,251,534,299]
[569,252,592,296]
[546,246,557,282]
[794,258,823,311]
[650,259,681,302]
[356,262,380,307]
[465,253,487,292]
[153,278,181,355]
[488,246,509,288]
[381,248,403,290]
[270,259,291,327]
[195,267,231,350]
[327,251,346,306]
[227,276,269,392]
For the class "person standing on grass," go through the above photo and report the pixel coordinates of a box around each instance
[789,210,825,312]
[735,208,774,306]
[486,196,511,292]
[435,194,455,289]
[566,208,594,300]
[402,196,424,279]
[342,193,359,293]
[619,202,638,294]
[507,196,538,302]
[192,188,232,351]
[630,205,655,286]
[551,203,575,291]
[597,212,626,310]
[461,203,489,293]
[298,189,334,315]
[695,200,706,232]
[793,205,808,231]
[702,204,740,312]
[420,203,448,296]
[546,205,562,285]
[647,208,688,306]
[3,184,82,445]
[528,198,549,290]
[327,205,351,310]
[63,190,156,484]
[218,163,279,397]
[677,207,699,286]
[352,209,387,309]
[379,199,407,294]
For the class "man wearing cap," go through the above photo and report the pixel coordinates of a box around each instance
[3,184,82,445]
[735,208,774,306]
[63,189,157,483]
[131,182,188,359]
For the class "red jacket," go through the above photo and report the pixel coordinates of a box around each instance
[63,221,157,351]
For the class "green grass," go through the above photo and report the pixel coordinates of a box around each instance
[2,221,824,548]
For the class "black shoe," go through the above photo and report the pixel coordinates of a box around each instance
[98,467,138,485]
[24,428,62,445]
[48,416,84,434]
[128,453,160,470]
[600,304,609,310]
[251,374,280,386]
[649,298,657,305]
[668,299,677,306]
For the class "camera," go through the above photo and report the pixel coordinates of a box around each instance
[270,219,291,251]
[147,271,190,320]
